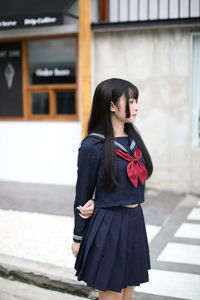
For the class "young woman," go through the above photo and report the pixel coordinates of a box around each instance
[71,78,153,300]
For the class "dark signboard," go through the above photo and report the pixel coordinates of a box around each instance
[31,65,75,84]
[0,42,23,117]
[0,0,75,30]
[0,13,63,30]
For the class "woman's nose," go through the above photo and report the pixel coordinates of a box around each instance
[134,103,138,111]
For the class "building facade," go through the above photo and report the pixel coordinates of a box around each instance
[0,0,200,194]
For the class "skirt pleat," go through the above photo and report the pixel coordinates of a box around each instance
[90,209,122,289]
[74,204,151,293]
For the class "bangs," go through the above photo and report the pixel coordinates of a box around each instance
[124,84,139,118]
[128,85,139,100]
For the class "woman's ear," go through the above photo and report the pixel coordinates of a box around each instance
[110,101,116,112]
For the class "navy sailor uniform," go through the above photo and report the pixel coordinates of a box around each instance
[73,133,151,292]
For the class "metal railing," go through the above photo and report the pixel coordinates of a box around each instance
[104,0,200,23]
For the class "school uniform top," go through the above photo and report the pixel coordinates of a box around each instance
[73,133,147,243]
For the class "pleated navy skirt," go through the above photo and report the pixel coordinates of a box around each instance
[74,204,151,293]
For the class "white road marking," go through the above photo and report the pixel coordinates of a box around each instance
[187,208,200,221]
[135,269,200,300]
[157,242,200,265]
[146,225,161,243]
[174,223,200,240]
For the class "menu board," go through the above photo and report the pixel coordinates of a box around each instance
[0,42,23,117]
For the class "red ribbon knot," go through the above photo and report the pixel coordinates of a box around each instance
[116,148,147,188]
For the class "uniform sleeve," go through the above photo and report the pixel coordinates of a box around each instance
[73,141,100,243]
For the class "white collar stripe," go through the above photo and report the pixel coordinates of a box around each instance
[90,133,105,139]
[89,133,135,154]
[130,140,136,151]
[114,141,128,152]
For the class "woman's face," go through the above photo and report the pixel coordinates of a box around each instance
[111,94,138,123]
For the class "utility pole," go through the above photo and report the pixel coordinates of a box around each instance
[79,0,92,139]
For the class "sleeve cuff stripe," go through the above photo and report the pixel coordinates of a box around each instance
[73,234,83,241]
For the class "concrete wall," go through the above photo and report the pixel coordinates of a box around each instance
[93,27,200,194]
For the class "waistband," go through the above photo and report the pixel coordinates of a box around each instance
[96,203,141,213]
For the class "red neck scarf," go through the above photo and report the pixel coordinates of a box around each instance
[116,148,147,188]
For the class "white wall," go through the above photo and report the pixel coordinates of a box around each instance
[93,27,200,194]
[0,121,81,185]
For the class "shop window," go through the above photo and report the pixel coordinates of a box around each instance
[26,37,77,120]
[56,91,75,114]
[191,34,200,148]
[31,93,49,114]
[0,35,78,121]
[28,38,76,85]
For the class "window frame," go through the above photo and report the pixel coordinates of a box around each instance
[190,32,200,148]
[0,34,79,121]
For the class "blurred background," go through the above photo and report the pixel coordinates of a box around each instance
[0,1,200,299]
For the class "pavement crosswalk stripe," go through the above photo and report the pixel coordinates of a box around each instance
[135,269,200,300]
[174,223,200,239]
[187,208,200,221]
[157,242,200,265]
[145,225,161,243]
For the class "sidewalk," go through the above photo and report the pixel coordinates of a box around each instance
[0,276,89,300]
[0,181,200,299]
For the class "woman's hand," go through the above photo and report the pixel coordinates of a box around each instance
[71,241,80,258]
[77,199,95,219]
[72,200,94,258]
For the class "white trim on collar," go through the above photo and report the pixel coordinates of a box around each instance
[89,133,136,153]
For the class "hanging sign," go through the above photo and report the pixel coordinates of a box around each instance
[0,42,23,117]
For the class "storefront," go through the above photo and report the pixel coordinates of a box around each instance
[2,0,199,194]
[0,0,93,186]
[0,0,79,121]
[0,37,78,120]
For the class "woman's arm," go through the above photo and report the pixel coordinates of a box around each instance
[73,141,100,243]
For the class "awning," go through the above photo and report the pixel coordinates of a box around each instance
[0,0,76,30]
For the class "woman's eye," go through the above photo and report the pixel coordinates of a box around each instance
[129,99,137,104]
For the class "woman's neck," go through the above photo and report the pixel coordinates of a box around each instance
[111,115,127,137]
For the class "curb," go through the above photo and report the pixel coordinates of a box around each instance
[0,253,98,299]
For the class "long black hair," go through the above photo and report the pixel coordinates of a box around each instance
[86,78,153,190]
